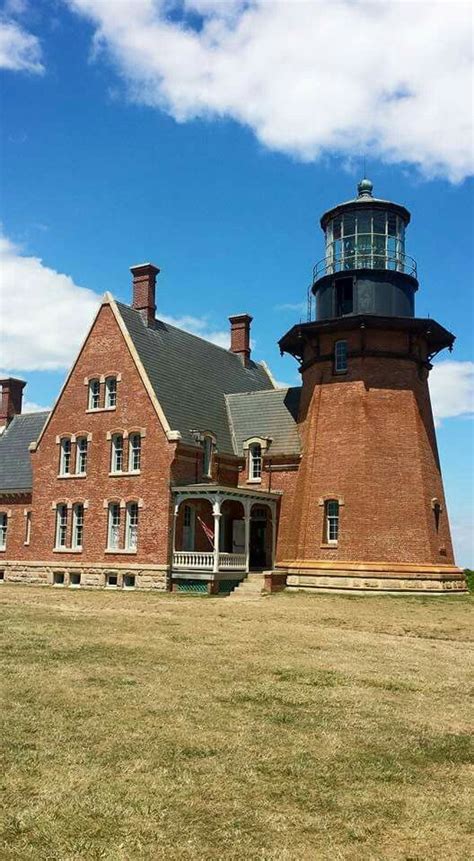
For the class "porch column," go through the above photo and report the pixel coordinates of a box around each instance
[212,498,221,573]
[171,496,181,561]
[244,501,251,573]
[270,501,277,568]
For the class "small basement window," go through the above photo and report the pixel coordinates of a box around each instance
[123,574,136,589]
[53,571,65,586]
[106,573,118,588]
[0,570,4,582]
[69,572,81,587]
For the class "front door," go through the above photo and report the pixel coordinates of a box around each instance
[250,520,267,568]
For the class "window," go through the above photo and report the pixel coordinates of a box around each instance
[88,379,100,410]
[55,504,68,548]
[325,500,339,544]
[249,443,262,481]
[59,437,72,475]
[105,376,117,409]
[125,502,139,550]
[0,513,7,550]
[111,434,124,473]
[69,572,81,587]
[123,574,136,589]
[107,502,121,550]
[24,511,32,545]
[72,503,84,549]
[76,437,88,475]
[106,572,118,588]
[0,570,4,581]
[202,435,213,477]
[129,433,141,472]
[334,340,348,373]
[335,277,353,316]
[53,571,65,586]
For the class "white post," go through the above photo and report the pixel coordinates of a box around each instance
[171,498,180,568]
[270,502,277,569]
[213,498,221,573]
[244,501,251,573]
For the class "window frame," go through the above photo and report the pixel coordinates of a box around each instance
[59,437,72,475]
[0,513,7,550]
[334,340,348,374]
[125,501,139,550]
[24,510,32,545]
[88,378,101,410]
[249,442,262,482]
[105,376,117,409]
[202,435,214,478]
[129,433,141,473]
[111,433,124,474]
[107,502,121,550]
[55,504,68,549]
[72,503,84,550]
[75,436,88,475]
[325,499,339,545]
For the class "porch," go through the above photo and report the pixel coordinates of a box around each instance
[171,484,281,588]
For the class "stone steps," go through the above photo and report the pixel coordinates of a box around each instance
[227,574,264,599]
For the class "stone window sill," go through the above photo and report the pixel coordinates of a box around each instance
[104,548,137,555]
[86,406,116,414]
[57,473,87,479]
[320,543,338,549]
[108,471,141,477]
[0,547,6,553]
[247,478,262,484]
[53,547,83,554]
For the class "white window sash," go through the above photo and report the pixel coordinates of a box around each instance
[0,514,7,549]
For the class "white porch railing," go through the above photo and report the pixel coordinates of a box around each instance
[172,551,247,571]
[218,552,246,570]
[173,551,214,570]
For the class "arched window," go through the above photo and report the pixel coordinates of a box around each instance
[129,433,141,472]
[59,437,72,475]
[105,376,117,409]
[0,512,8,550]
[107,502,121,550]
[72,503,84,549]
[88,378,100,410]
[75,436,88,475]
[125,502,139,550]
[111,434,124,473]
[249,442,262,481]
[334,340,348,373]
[325,499,339,544]
[55,504,68,549]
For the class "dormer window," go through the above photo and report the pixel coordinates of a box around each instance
[249,442,262,482]
[88,379,100,410]
[105,376,117,409]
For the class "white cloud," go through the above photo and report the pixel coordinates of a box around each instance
[0,16,43,73]
[274,302,307,314]
[161,313,230,348]
[0,234,100,371]
[429,360,474,427]
[23,400,50,413]
[65,0,473,181]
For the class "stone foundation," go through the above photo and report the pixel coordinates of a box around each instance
[1,561,169,591]
[278,560,467,594]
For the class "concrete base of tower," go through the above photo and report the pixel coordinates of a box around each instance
[277,560,467,594]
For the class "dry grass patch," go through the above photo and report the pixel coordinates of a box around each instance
[1,586,473,860]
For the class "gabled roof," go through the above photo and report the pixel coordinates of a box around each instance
[116,302,274,452]
[0,412,50,492]
[226,387,301,455]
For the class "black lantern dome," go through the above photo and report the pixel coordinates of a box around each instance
[312,180,418,320]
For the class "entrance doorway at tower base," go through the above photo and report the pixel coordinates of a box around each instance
[277,561,467,595]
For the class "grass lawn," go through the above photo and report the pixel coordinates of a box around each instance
[1,585,473,860]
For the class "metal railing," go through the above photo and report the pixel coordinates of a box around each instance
[313,251,417,282]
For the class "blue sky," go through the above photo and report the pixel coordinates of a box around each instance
[0,0,473,564]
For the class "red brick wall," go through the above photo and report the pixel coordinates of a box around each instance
[277,325,455,566]
[0,496,31,565]
[24,303,177,566]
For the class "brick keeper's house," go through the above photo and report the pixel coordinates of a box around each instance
[0,182,467,595]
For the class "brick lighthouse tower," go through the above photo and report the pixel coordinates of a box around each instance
[277,180,466,593]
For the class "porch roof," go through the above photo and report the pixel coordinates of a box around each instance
[172,483,281,502]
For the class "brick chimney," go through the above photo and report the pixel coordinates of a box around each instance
[0,377,26,427]
[130,262,160,326]
[229,314,253,366]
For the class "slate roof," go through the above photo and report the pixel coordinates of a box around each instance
[226,387,301,455]
[116,302,275,452]
[0,412,50,492]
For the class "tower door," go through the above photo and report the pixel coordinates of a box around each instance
[335,277,354,316]
[250,521,267,569]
